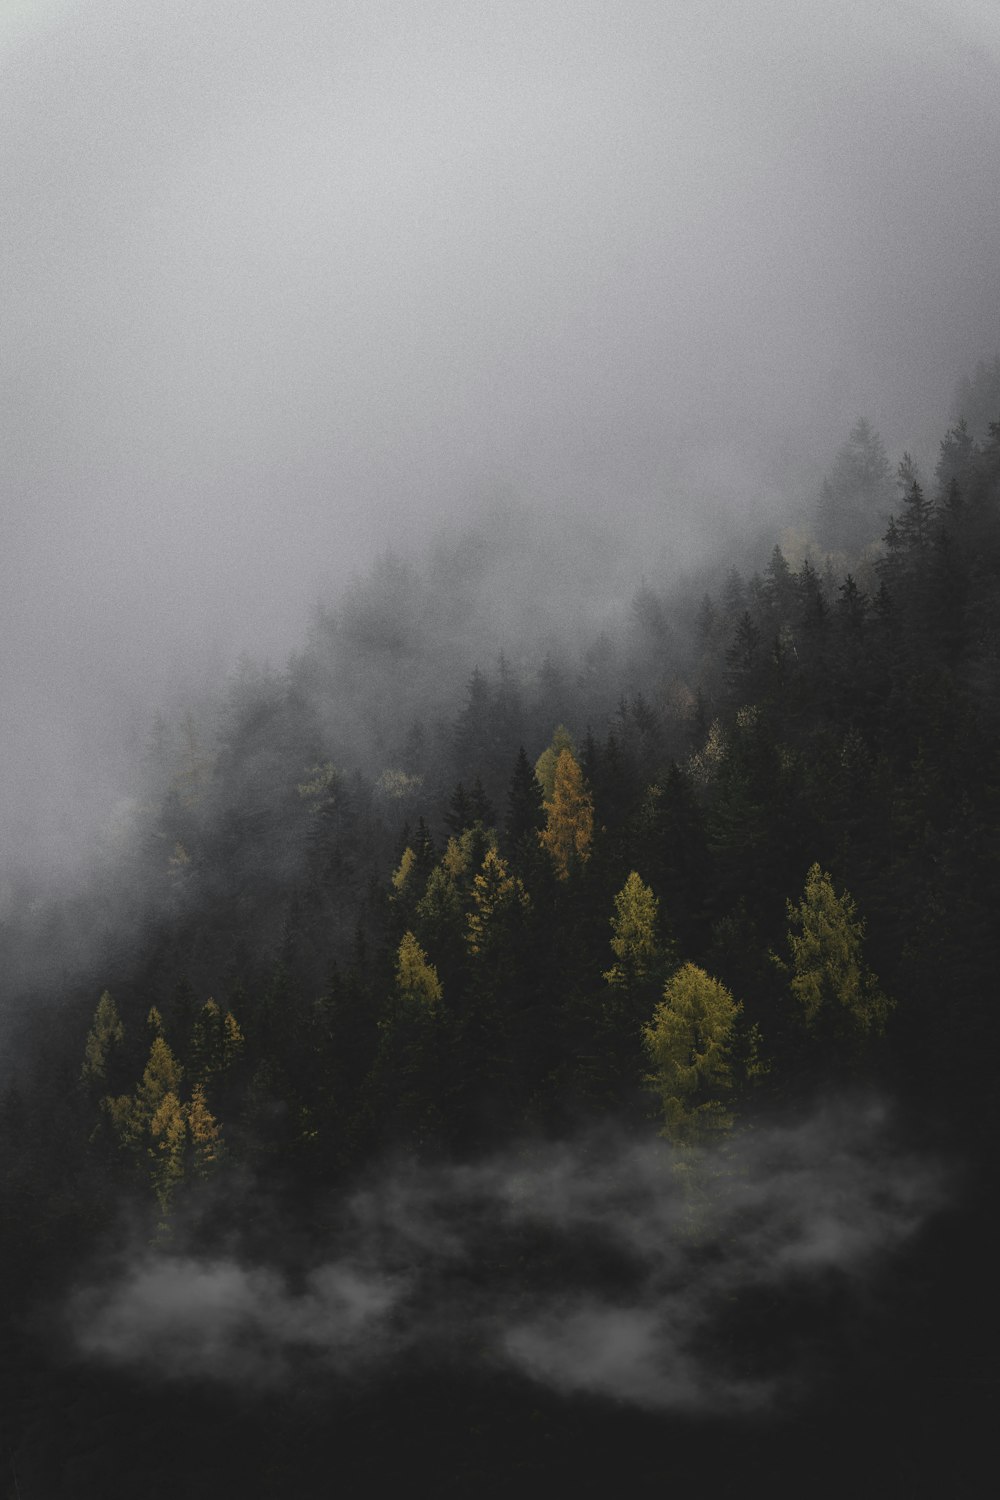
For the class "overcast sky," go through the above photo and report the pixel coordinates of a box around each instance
[3,0,999,880]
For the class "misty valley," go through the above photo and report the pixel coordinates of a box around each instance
[2,396,998,1495]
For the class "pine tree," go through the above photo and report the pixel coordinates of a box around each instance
[466,849,531,958]
[539,748,594,880]
[149,1091,187,1217]
[764,544,796,622]
[190,998,224,1085]
[817,417,893,552]
[395,931,443,1009]
[505,746,546,847]
[784,863,891,1036]
[391,845,416,893]
[81,991,124,1089]
[643,963,741,1144]
[534,725,575,803]
[725,611,761,696]
[135,1036,184,1131]
[443,782,474,836]
[604,872,662,990]
[898,475,934,555]
[188,1083,223,1178]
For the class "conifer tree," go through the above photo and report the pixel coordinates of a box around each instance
[898,475,934,555]
[188,1083,223,1177]
[643,963,741,1144]
[539,748,594,880]
[395,931,443,1010]
[392,845,416,893]
[149,1091,187,1216]
[604,872,662,991]
[784,863,891,1036]
[505,746,546,847]
[466,849,531,957]
[534,726,575,803]
[136,1036,184,1129]
[222,1010,245,1069]
[81,991,124,1089]
[443,782,473,835]
[190,998,224,1085]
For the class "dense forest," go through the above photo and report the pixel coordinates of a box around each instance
[3,382,1000,1495]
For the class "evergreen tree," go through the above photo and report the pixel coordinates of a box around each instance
[149,1090,187,1220]
[188,1083,223,1178]
[466,849,531,958]
[539,748,594,880]
[643,963,741,1144]
[604,872,662,991]
[395,931,443,1010]
[783,863,891,1036]
[534,725,575,803]
[817,417,892,552]
[81,991,124,1090]
[505,745,546,848]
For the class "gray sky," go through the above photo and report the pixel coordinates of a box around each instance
[3,0,1000,880]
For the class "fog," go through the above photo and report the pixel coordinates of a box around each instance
[68,1100,946,1412]
[3,0,1000,881]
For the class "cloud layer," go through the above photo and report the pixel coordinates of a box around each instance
[69,1098,946,1412]
[4,1,1000,881]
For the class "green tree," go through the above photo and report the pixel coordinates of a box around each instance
[604,871,662,990]
[643,963,741,1144]
[81,990,124,1089]
[505,745,546,849]
[534,725,575,803]
[466,848,531,958]
[784,863,891,1036]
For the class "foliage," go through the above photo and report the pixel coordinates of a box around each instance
[604,872,661,990]
[539,748,594,880]
[395,931,443,1010]
[783,863,892,1036]
[81,990,124,1088]
[643,963,742,1144]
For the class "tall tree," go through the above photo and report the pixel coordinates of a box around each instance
[539,748,594,880]
[783,863,891,1037]
[81,991,125,1090]
[643,963,741,1145]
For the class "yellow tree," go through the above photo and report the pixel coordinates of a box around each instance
[392,846,416,893]
[539,748,594,880]
[466,848,531,957]
[534,725,575,803]
[785,863,892,1035]
[222,1009,245,1068]
[81,990,124,1089]
[136,1035,184,1126]
[643,963,741,1145]
[395,931,443,1009]
[191,997,245,1085]
[604,872,662,990]
[187,1082,223,1178]
[149,1091,187,1218]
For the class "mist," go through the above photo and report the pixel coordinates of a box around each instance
[68,1099,945,1413]
[3,0,1000,884]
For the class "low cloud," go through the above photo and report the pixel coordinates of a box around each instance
[68,1097,947,1411]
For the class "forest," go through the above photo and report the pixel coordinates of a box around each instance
[2,382,1000,1495]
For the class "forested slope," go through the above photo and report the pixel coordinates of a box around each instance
[2,407,999,1495]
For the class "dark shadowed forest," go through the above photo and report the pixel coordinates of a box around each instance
[2,380,1000,1495]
